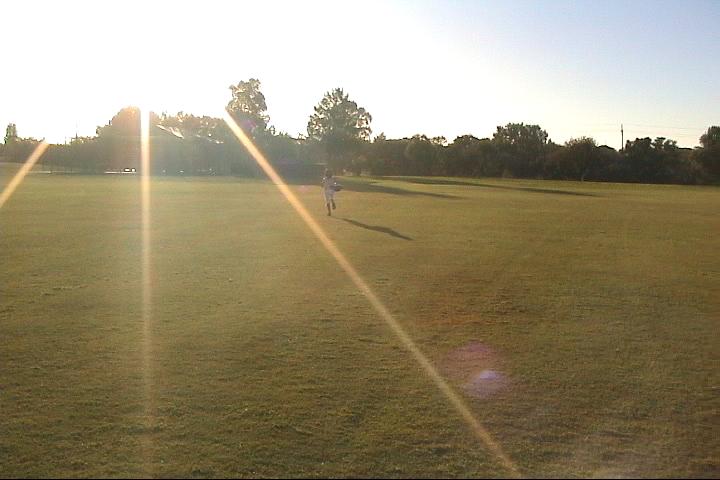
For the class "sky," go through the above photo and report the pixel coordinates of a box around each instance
[1,0,718,148]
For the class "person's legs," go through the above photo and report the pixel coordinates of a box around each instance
[324,190,332,216]
[325,190,335,214]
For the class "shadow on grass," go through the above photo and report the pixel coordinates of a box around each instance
[339,178,460,199]
[340,218,413,241]
[389,177,600,197]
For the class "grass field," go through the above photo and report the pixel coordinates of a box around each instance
[1,167,719,478]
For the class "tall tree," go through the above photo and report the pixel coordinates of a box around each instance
[699,126,720,149]
[695,126,720,178]
[307,88,372,171]
[4,123,18,144]
[567,136,598,180]
[227,78,269,137]
[2,123,43,163]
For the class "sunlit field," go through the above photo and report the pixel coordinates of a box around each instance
[1,168,718,478]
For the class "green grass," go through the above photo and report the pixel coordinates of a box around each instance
[1,168,718,478]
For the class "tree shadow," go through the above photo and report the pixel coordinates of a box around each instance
[340,218,413,241]
[389,177,600,197]
[340,179,460,199]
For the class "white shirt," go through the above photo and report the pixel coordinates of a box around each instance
[322,176,336,192]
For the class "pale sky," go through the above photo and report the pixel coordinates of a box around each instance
[1,0,718,148]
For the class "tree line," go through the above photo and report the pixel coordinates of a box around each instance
[1,78,718,184]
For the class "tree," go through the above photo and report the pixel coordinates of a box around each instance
[404,134,440,175]
[621,136,682,183]
[307,88,372,171]
[568,137,597,180]
[367,134,408,175]
[699,126,720,149]
[158,111,254,176]
[2,123,42,163]
[159,112,232,145]
[446,135,478,176]
[4,123,18,144]
[543,137,618,181]
[566,137,597,180]
[492,123,550,177]
[623,137,658,182]
[596,145,625,182]
[694,126,720,178]
[67,136,104,173]
[227,78,269,137]
[96,107,161,172]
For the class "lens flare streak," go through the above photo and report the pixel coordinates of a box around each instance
[140,107,155,475]
[0,141,49,209]
[222,112,521,478]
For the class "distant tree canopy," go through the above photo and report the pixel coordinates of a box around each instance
[307,88,372,171]
[6,78,717,185]
[545,137,600,181]
[699,126,720,149]
[492,123,551,178]
[4,123,18,144]
[404,135,440,176]
[159,112,232,145]
[694,126,720,178]
[227,78,269,137]
[621,137,678,183]
[94,107,162,173]
[444,135,497,177]
[1,122,41,164]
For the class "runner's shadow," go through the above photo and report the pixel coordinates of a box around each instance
[341,218,413,241]
[392,177,599,197]
[341,179,459,199]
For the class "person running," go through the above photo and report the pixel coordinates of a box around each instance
[322,169,338,216]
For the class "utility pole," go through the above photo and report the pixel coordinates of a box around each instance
[621,123,624,151]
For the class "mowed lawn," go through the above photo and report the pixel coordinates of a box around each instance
[1,168,718,478]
